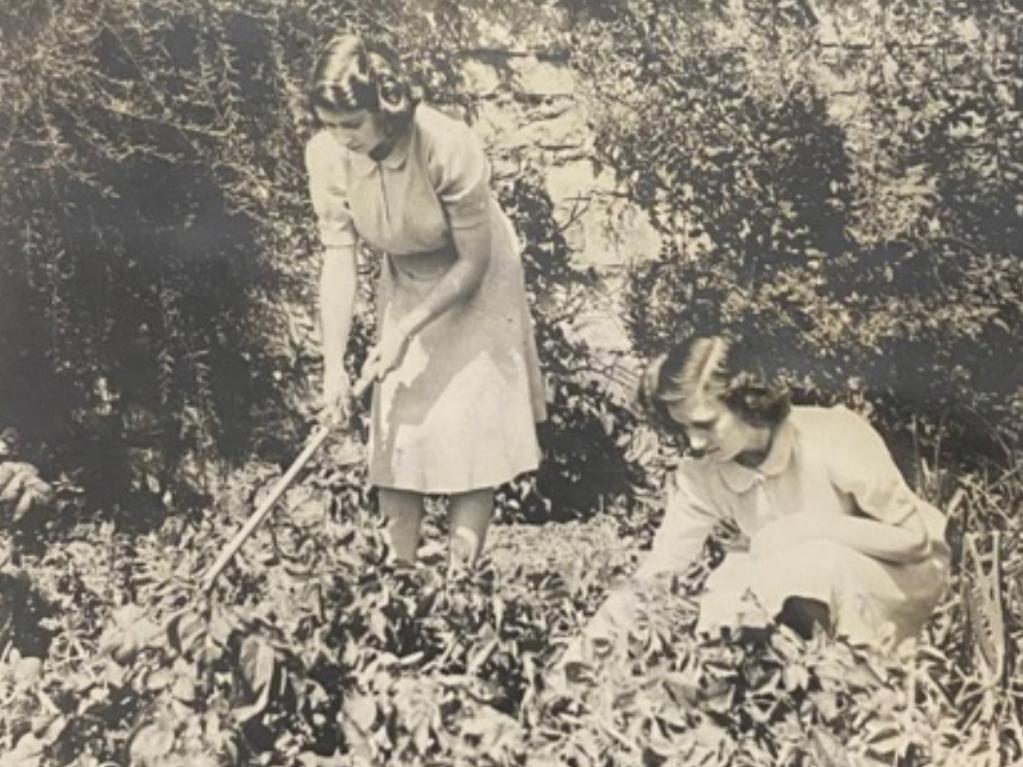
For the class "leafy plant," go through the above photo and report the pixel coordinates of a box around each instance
[2,438,1021,766]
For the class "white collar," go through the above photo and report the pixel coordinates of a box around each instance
[716,418,796,493]
[342,125,414,176]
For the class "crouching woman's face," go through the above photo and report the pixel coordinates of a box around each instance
[641,335,788,466]
[666,394,771,464]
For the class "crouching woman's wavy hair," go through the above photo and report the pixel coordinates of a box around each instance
[307,34,419,134]
[636,335,792,437]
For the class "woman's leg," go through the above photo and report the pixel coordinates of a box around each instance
[778,596,831,640]
[448,487,495,568]
[378,488,426,563]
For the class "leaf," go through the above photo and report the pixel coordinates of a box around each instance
[809,690,841,721]
[146,668,175,691]
[809,726,855,767]
[396,651,426,668]
[101,604,162,664]
[689,719,727,750]
[172,675,197,703]
[12,656,43,689]
[32,714,67,746]
[239,636,275,697]
[298,752,344,767]
[344,694,378,733]
[492,595,506,629]
[413,718,433,755]
[369,609,389,641]
[167,609,205,656]
[782,663,810,691]
[208,608,236,647]
[129,722,176,765]
[414,587,439,618]
[467,638,499,675]
[7,732,45,767]
[102,657,127,687]
[0,463,34,504]
[864,723,903,754]
[232,679,272,723]
[461,709,523,750]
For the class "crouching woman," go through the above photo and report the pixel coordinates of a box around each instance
[592,335,949,650]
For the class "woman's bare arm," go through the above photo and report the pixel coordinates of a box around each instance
[320,244,358,397]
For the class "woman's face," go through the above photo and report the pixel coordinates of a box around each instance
[666,394,771,464]
[316,106,387,155]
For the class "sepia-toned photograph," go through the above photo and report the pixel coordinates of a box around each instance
[0,1,1020,764]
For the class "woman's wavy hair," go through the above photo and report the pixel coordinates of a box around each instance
[636,335,791,437]
[307,34,419,133]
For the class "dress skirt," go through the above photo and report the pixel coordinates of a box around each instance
[367,202,547,493]
[697,538,949,647]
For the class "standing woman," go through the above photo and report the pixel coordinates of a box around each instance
[303,34,546,567]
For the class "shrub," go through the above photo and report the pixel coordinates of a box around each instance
[499,174,642,522]
[565,0,1023,460]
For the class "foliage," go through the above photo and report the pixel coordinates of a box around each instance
[1,444,1021,766]
[565,0,1023,456]
[0,0,479,498]
[499,175,642,522]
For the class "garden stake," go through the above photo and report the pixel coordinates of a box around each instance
[201,370,376,594]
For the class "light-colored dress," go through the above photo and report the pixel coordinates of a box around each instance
[636,405,949,647]
[305,105,546,493]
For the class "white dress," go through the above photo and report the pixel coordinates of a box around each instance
[636,405,949,647]
[305,105,546,493]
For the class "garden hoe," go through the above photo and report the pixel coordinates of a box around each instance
[200,369,376,594]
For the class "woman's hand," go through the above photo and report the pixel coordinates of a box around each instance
[321,368,352,426]
[0,461,55,523]
[363,326,412,382]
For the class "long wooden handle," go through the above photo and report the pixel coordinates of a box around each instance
[201,371,375,593]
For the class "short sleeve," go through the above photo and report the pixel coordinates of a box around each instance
[426,119,491,232]
[304,133,357,249]
[826,406,923,527]
[634,462,720,580]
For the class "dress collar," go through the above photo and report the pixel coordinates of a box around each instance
[716,418,797,493]
[344,125,414,176]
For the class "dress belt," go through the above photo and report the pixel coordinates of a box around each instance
[390,245,457,282]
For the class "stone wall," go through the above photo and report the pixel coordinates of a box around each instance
[458,50,659,355]
[463,51,660,273]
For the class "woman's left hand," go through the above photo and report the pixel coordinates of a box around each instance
[363,327,412,382]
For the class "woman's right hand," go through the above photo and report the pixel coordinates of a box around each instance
[0,461,54,523]
[321,368,352,426]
